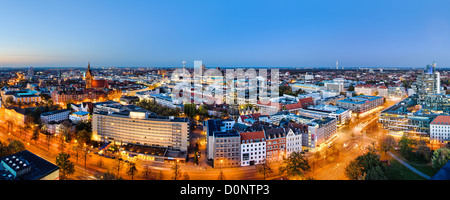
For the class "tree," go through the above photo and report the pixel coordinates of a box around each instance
[0,141,10,158]
[364,166,387,180]
[348,84,355,91]
[156,170,164,180]
[398,136,415,160]
[380,135,396,155]
[279,152,311,180]
[357,152,382,173]
[313,151,321,171]
[183,103,197,118]
[95,171,117,180]
[55,152,75,180]
[58,133,66,153]
[72,143,82,163]
[182,172,190,180]
[256,159,274,180]
[414,140,432,163]
[31,126,40,145]
[432,147,450,170]
[141,165,152,180]
[126,162,138,180]
[172,161,182,180]
[345,152,383,180]
[113,158,124,178]
[7,140,26,154]
[5,96,14,105]
[76,129,92,145]
[217,170,225,180]
[193,151,199,165]
[345,160,364,180]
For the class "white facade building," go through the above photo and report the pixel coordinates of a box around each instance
[240,131,266,166]
[285,128,302,157]
[40,109,71,124]
[69,111,89,124]
[430,115,450,144]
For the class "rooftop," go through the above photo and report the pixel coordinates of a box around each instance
[337,95,382,104]
[0,150,59,180]
[240,131,265,143]
[431,115,450,125]
[41,109,70,116]
[72,111,89,116]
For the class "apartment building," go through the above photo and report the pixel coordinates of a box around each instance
[240,131,266,166]
[264,127,287,162]
[205,119,241,168]
[430,115,450,145]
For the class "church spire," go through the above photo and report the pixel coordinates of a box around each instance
[86,61,93,89]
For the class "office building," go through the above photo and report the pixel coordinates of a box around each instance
[336,95,383,114]
[412,62,441,99]
[307,117,337,150]
[40,109,71,124]
[92,105,190,153]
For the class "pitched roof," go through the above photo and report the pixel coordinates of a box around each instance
[239,113,262,122]
[257,100,282,108]
[299,97,314,107]
[431,115,450,125]
[284,102,303,110]
[264,127,286,139]
[240,131,265,143]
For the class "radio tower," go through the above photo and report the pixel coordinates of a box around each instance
[336,60,339,70]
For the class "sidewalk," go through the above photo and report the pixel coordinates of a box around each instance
[387,152,430,180]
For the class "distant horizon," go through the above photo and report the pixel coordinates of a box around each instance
[1,65,449,70]
[1,1,450,68]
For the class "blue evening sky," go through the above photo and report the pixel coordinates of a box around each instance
[0,0,449,68]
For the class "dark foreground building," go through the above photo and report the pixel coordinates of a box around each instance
[0,150,59,180]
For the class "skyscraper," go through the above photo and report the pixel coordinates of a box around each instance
[25,66,34,80]
[412,62,441,97]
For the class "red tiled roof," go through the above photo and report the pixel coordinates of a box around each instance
[92,79,108,88]
[239,113,262,121]
[284,102,303,110]
[431,115,450,125]
[355,84,375,88]
[240,131,265,143]
[257,100,282,108]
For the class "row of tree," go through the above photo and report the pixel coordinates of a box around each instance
[135,99,181,117]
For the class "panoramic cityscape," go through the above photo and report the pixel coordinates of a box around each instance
[1,1,450,193]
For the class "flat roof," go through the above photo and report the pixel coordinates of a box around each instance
[41,109,70,116]
[0,150,59,180]
[72,111,89,116]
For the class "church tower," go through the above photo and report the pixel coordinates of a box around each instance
[85,62,93,89]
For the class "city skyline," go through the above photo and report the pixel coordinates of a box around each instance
[1,0,450,68]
